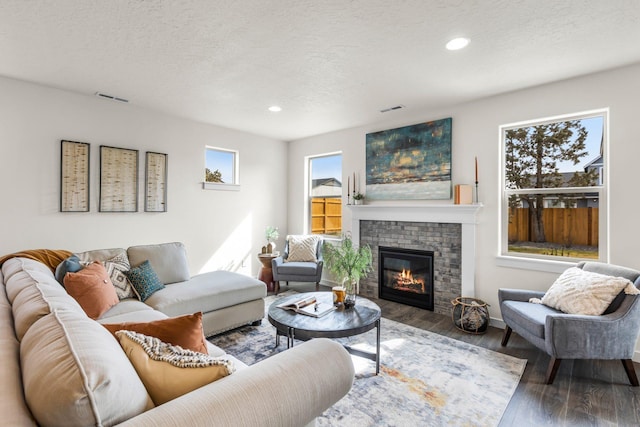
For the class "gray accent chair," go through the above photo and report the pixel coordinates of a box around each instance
[499,261,640,386]
[271,237,323,292]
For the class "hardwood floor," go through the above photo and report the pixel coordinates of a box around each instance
[274,283,640,426]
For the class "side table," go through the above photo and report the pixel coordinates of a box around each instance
[257,252,279,292]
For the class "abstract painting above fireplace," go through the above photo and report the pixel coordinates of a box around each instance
[365,117,452,200]
[379,246,434,310]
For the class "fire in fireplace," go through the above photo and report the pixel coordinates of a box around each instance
[378,246,434,310]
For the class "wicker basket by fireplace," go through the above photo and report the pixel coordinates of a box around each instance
[451,297,490,334]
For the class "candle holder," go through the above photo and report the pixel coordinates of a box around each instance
[475,181,479,204]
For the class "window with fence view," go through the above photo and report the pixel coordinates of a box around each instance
[502,111,606,260]
[309,153,342,236]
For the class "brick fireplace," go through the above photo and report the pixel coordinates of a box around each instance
[349,204,481,316]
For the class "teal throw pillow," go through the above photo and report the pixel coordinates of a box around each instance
[124,260,165,302]
[54,255,83,285]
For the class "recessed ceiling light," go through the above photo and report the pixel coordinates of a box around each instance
[446,37,470,51]
[268,105,282,112]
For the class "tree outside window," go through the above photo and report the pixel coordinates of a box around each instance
[502,111,606,260]
[205,147,237,185]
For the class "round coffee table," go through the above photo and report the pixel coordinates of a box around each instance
[268,291,381,374]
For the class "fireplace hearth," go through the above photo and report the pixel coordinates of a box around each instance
[379,246,434,311]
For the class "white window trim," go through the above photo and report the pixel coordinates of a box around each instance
[202,182,240,191]
[306,151,342,237]
[497,108,609,271]
[203,146,239,190]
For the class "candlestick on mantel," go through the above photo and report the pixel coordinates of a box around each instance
[474,156,479,204]
[475,157,478,182]
[347,175,351,205]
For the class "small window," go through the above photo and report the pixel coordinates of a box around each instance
[309,153,342,237]
[204,147,238,189]
[501,110,607,263]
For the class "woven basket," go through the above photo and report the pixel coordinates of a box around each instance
[451,297,490,334]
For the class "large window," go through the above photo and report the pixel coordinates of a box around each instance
[309,153,342,237]
[501,110,607,263]
[204,147,238,188]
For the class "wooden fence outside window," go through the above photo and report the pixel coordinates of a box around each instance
[311,197,342,236]
[508,207,598,246]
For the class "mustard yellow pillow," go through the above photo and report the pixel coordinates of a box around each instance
[116,330,234,405]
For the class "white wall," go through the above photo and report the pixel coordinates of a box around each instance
[0,77,288,276]
[288,63,640,317]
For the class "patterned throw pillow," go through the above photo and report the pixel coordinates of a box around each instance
[124,260,165,302]
[116,330,234,405]
[536,267,640,315]
[103,253,136,300]
[63,262,119,319]
[285,235,320,263]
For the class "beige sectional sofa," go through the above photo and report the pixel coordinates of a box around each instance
[0,244,355,426]
[75,242,267,337]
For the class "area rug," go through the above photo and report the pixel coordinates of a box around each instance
[209,293,526,426]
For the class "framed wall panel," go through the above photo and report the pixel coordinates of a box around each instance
[60,140,90,212]
[99,145,139,212]
[145,151,168,212]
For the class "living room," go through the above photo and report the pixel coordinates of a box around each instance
[2,1,640,426]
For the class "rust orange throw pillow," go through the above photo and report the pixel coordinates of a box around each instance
[102,312,208,354]
[64,261,119,319]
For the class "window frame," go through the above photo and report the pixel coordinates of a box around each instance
[498,108,609,272]
[306,152,343,238]
[203,146,239,191]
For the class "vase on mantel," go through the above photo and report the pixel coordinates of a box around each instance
[342,277,358,309]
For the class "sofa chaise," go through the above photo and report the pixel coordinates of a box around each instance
[0,245,355,426]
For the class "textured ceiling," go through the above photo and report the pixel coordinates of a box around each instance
[1,1,639,141]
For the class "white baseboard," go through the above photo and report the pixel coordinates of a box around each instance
[490,317,506,329]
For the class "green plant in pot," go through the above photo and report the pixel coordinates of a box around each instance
[352,192,365,205]
[323,234,372,308]
[265,226,279,253]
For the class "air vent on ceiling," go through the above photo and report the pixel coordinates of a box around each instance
[95,92,129,103]
[380,105,405,113]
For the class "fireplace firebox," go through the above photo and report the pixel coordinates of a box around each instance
[378,246,434,310]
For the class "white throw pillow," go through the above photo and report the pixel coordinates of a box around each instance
[285,235,319,263]
[538,267,640,315]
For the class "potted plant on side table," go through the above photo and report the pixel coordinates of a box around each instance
[323,234,372,308]
[264,226,279,254]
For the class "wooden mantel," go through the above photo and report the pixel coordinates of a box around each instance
[348,203,483,297]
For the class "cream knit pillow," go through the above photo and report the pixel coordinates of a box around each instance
[285,235,320,262]
[535,267,640,315]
